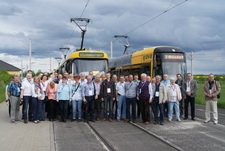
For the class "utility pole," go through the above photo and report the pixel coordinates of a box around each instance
[50,58,52,72]
[55,57,62,67]
[110,41,113,58]
[190,52,193,74]
[29,38,32,70]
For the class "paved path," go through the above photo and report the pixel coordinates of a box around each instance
[1,100,225,151]
[0,102,55,151]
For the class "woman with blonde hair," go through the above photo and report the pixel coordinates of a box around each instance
[31,76,43,124]
[47,81,58,121]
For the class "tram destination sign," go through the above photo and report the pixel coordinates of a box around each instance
[79,52,104,58]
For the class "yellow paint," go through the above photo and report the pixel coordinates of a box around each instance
[7,71,20,76]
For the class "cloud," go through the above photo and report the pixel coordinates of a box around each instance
[0,0,224,73]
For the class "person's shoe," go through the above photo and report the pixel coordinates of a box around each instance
[71,119,76,122]
[37,120,40,123]
[78,119,82,122]
[177,119,181,122]
[60,119,63,122]
[91,119,95,122]
[34,120,38,124]
[102,118,107,121]
[204,120,209,123]
[117,119,120,122]
[160,122,164,125]
[11,120,16,124]
[132,120,136,123]
[154,121,158,124]
[144,122,149,125]
[126,120,131,123]
[96,118,100,121]
[214,121,218,125]
[63,120,67,123]
[191,118,195,121]
[168,119,172,122]
[24,120,28,124]
[109,118,112,122]
[184,117,188,120]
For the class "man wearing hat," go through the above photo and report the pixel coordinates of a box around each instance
[166,77,182,122]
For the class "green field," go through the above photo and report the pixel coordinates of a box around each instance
[196,81,225,108]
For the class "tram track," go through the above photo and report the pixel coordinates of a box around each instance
[86,121,185,151]
[86,122,117,151]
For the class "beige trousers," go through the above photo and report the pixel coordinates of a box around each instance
[205,100,218,123]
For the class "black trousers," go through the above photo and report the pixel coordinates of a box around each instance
[136,98,142,118]
[112,100,118,119]
[59,100,69,121]
[151,98,164,123]
[185,96,195,119]
[84,96,95,121]
[95,97,101,119]
[49,99,56,120]
[141,97,150,122]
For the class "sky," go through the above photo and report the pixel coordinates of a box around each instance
[0,0,224,74]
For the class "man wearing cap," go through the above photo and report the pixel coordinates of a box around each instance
[166,77,182,122]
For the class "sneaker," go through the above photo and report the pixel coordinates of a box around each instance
[109,118,112,122]
[214,122,218,125]
[204,120,209,123]
[11,120,16,124]
[71,119,76,122]
[160,122,164,125]
[117,119,120,122]
[34,121,38,124]
[168,119,172,122]
[37,120,40,123]
[24,120,28,124]
[191,118,195,121]
[132,120,136,123]
[177,119,181,122]
[78,119,82,122]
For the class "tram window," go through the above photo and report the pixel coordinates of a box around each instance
[142,63,150,75]
[66,61,72,73]
[154,55,162,76]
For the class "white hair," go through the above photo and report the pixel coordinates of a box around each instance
[141,73,147,77]
[163,74,168,77]
[26,73,32,77]
[170,77,176,81]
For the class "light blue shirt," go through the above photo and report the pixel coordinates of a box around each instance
[82,82,98,97]
[161,80,171,86]
[57,83,72,100]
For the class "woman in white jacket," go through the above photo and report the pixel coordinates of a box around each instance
[31,76,44,124]
[166,77,182,122]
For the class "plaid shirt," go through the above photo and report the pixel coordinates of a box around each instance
[7,82,22,97]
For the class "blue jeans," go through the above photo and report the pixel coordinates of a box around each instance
[168,101,180,120]
[59,100,69,121]
[126,97,136,120]
[72,99,82,119]
[22,96,32,120]
[40,100,45,120]
[32,97,42,121]
[104,96,113,119]
[151,99,164,123]
[117,95,126,119]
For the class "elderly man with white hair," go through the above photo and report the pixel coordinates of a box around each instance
[166,77,182,122]
[137,73,153,125]
[20,73,33,124]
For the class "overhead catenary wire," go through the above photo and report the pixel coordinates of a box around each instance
[64,0,92,46]
[124,0,188,35]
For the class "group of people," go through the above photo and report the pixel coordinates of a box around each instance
[6,70,221,125]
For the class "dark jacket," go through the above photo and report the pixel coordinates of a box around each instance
[182,79,198,99]
[100,80,116,99]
